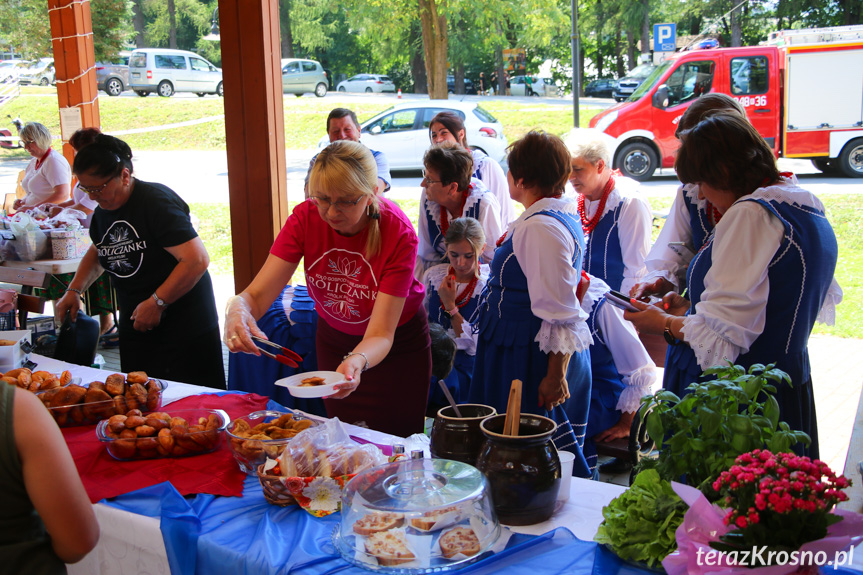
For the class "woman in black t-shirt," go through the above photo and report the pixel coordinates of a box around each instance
[55,135,225,388]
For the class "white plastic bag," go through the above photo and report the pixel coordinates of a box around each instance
[8,212,48,261]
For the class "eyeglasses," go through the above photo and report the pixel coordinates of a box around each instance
[21,139,35,146]
[310,195,363,212]
[421,169,443,185]
[77,177,114,195]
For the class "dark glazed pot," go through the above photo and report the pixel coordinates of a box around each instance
[429,404,496,465]
[475,413,561,526]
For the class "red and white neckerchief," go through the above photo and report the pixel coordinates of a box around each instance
[441,266,479,311]
[440,190,469,236]
[34,148,51,171]
[578,173,617,235]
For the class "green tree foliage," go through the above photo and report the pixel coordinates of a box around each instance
[0,0,130,61]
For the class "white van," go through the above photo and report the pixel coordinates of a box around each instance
[128,48,223,97]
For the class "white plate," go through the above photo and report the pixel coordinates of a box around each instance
[276,370,346,398]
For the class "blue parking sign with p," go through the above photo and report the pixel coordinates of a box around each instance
[654,23,676,52]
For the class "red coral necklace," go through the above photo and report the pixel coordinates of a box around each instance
[578,175,615,235]
[442,267,479,309]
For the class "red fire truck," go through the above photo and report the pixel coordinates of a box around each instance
[588,25,863,180]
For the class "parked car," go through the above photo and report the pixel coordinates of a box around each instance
[0,59,29,83]
[18,58,54,86]
[128,48,223,97]
[315,100,508,170]
[281,58,328,97]
[509,75,541,97]
[613,63,656,102]
[446,75,476,95]
[337,74,396,93]
[96,53,131,96]
[584,78,616,98]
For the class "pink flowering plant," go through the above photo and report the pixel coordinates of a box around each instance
[709,449,852,560]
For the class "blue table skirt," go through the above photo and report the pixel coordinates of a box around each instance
[105,475,651,575]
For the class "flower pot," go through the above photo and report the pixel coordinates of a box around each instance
[429,404,496,465]
[475,413,561,525]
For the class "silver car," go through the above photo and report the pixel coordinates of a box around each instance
[96,53,130,97]
[18,58,54,86]
[337,74,396,93]
[129,48,223,97]
[281,58,328,98]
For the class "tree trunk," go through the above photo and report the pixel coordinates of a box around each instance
[410,23,427,94]
[626,29,636,70]
[167,0,177,49]
[596,0,604,78]
[846,0,862,24]
[418,0,448,99]
[640,0,650,57]
[280,0,294,58]
[132,0,145,48]
[730,3,742,47]
[455,63,465,95]
[615,23,625,77]
[495,21,507,97]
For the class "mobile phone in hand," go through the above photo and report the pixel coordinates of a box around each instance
[605,289,639,313]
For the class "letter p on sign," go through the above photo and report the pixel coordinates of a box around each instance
[654,23,676,52]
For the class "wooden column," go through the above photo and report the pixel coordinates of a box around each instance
[218,0,288,293]
[48,0,100,166]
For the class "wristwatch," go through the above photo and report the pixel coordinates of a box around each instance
[663,316,680,346]
[152,292,168,309]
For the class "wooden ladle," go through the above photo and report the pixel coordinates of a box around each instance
[503,379,522,436]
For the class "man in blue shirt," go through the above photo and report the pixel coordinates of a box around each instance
[304,108,392,196]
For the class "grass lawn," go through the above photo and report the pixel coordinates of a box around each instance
[0,86,601,158]
[4,88,857,337]
[196,193,861,339]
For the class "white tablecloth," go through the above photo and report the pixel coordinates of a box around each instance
[32,354,857,574]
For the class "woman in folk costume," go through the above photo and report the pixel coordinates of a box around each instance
[564,130,652,294]
[468,131,594,479]
[626,113,842,458]
[415,142,502,280]
[423,217,489,406]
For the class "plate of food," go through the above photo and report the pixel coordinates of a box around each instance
[275,370,346,398]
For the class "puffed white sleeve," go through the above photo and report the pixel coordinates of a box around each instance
[617,194,653,295]
[679,202,784,369]
[415,191,440,281]
[513,217,592,355]
[816,276,842,325]
[477,195,503,264]
[479,158,516,225]
[595,302,657,412]
[642,185,695,291]
[450,274,486,356]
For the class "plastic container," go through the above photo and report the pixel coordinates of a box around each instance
[226,409,318,474]
[50,229,90,259]
[38,378,166,427]
[0,330,31,370]
[97,408,228,461]
[333,459,500,573]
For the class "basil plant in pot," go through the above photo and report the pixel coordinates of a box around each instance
[636,363,811,498]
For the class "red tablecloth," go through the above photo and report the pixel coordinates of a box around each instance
[63,392,269,503]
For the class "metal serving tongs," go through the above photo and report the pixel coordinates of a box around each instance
[250,336,302,368]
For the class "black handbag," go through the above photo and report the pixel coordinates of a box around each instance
[54,311,100,366]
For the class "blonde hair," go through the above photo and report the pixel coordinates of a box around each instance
[445,217,485,278]
[563,128,612,166]
[20,122,52,150]
[308,140,381,257]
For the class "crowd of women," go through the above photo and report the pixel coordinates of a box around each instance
[1,93,843,572]
[225,95,841,477]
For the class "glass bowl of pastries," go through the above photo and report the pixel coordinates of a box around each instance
[226,410,318,474]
